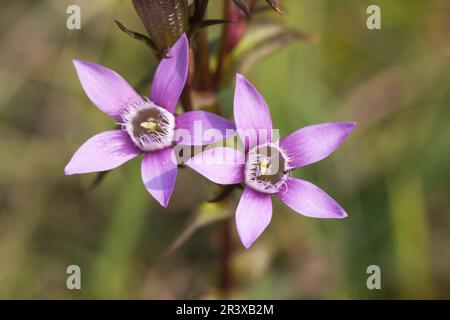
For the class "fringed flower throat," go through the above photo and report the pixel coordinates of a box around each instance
[122,100,175,152]
[245,143,290,194]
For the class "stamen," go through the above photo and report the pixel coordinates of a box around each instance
[121,99,175,152]
[245,143,289,194]
[259,159,271,175]
[140,121,158,131]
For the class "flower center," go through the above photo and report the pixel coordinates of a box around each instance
[122,100,175,152]
[245,143,289,194]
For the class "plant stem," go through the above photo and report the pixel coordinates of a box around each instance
[192,0,212,92]
[195,29,213,91]
[180,41,194,112]
[215,0,235,299]
[180,85,193,111]
[219,217,233,298]
[214,0,232,89]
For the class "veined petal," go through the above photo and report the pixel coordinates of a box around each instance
[175,110,235,146]
[234,74,273,149]
[141,147,178,207]
[276,178,347,219]
[280,122,356,169]
[150,33,189,114]
[236,187,272,249]
[65,130,140,175]
[73,60,143,121]
[185,147,244,185]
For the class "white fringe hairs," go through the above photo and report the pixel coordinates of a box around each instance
[245,143,291,194]
[121,99,175,152]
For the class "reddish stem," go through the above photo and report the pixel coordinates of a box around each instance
[195,29,213,91]
[180,85,193,111]
[214,0,232,89]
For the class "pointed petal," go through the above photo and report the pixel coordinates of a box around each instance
[280,122,356,169]
[236,187,272,249]
[73,60,143,121]
[150,34,189,113]
[276,178,347,219]
[234,74,273,149]
[65,130,140,175]
[175,110,236,146]
[141,148,178,207]
[185,147,244,184]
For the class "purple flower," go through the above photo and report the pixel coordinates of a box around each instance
[187,74,355,248]
[65,34,234,207]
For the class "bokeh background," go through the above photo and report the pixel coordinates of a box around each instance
[1,0,450,299]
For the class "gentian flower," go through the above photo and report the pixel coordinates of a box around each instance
[65,34,234,207]
[187,74,355,248]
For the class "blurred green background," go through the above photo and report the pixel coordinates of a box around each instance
[1,0,449,299]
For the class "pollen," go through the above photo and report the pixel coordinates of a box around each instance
[122,100,175,152]
[140,120,158,131]
[245,143,290,194]
[259,159,271,176]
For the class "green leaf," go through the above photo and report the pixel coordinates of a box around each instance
[197,19,231,29]
[114,20,160,57]
[190,19,232,37]
[229,21,317,77]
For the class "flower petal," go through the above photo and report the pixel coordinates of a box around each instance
[150,33,189,114]
[65,130,140,175]
[276,178,347,219]
[185,147,244,184]
[280,122,355,169]
[141,148,178,207]
[73,60,143,121]
[234,74,273,149]
[175,110,236,145]
[236,187,272,249]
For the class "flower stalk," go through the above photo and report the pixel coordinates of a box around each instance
[219,217,233,298]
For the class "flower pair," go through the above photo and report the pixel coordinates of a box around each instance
[66,34,355,249]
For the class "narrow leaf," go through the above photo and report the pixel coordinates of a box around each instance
[265,0,282,14]
[197,19,231,29]
[231,22,317,76]
[114,20,159,55]
[89,170,110,190]
[232,0,251,17]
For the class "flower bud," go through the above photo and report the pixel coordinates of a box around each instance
[132,0,189,52]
